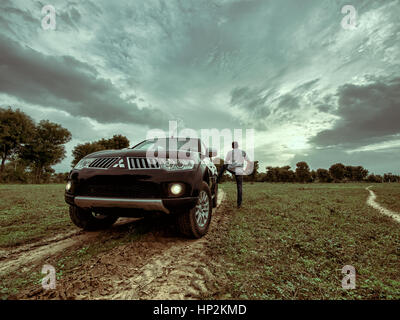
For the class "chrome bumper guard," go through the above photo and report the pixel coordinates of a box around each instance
[74,196,170,214]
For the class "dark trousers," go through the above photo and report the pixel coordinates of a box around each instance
[217,164,243,206]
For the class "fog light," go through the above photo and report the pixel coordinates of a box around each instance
[170,183,184,196]
[66,181,72,191]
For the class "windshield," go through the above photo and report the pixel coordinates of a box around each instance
[133,138,200,153]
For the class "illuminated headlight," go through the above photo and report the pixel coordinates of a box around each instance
[74,158,96,170]
[65,181,72,191]
[160,159,195,171]
[170,183,184,196]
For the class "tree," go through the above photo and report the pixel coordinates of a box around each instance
[21,120,71,183]
[295,161,311,183]
[71,134,130,167]
[1,158,29,183]
[367,174,383,183]
[310,170,317,182]
[344,165,368,181]
[264,166,295,182]
[51,172,69,183]
[71,142,104,167]
[265,166,278,182]
[353,166,368,181]
[316,168,332,182]
[383,173,399,183]
[0,107,35,178]
[329,163,346,182]
[252,160,259,181]
[98,134,130,150]
[279,166,296,182]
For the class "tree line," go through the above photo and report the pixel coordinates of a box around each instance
[220,161,399,183]
[1,107,398,184]
[0,107,71,183]
[0,107,129,183]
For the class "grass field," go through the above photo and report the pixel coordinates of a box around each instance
[0,182,399,299]
[0,184,150,299]
[372,183,400,212]
[207,182,400,299]
[0,184,72,247]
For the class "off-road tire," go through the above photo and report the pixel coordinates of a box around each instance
[177,182,212,238]
[69,206,118,231]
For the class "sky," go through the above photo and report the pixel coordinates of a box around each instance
[0,0,399,174]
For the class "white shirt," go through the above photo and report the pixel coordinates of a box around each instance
[225,148,250,174]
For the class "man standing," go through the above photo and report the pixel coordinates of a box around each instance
[217,141,252,208]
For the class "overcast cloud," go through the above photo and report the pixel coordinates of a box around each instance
[0,0,399,174]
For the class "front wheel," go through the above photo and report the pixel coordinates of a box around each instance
[177,182,212,238]
[69,206,118,231]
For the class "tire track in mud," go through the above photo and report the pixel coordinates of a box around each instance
[15,190,227,299]
[366,186,400,223]
[0,218,140,276]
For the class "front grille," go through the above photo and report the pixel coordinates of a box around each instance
[77,176,161,198]
[88,157,119,169]
[128,157,160,169]
[79,184,159,198]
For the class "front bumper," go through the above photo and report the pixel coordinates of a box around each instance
[65,166,203,214]
[74,196,171,213]
[66,193,198,214]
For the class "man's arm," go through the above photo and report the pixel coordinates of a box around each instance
[243,151,250,162]
[243,151,254,175]
[225,150,232,164]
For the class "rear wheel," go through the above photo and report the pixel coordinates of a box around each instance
[69,206,118,231]
[177,182,212,238]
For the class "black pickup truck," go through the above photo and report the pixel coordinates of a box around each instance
[65,137,219,238]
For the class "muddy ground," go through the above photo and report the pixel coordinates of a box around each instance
[2,191,228,299]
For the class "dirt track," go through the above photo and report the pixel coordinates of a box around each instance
[0,218,138,276]
[3,191,227,299]
[366,186,400,223]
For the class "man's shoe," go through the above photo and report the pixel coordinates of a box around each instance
[237,204,241,209]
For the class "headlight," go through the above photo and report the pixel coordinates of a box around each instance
[74,158,96,170]
[160,159,195,171]
[65,181,72,191]
[169,183,185,196]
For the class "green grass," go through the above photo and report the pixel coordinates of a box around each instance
[371,183,400,212]
[0,183,170,299]
[0,208,155,299]
[0,184,73,247]
[1,182,399,300]
[207,182,400,300]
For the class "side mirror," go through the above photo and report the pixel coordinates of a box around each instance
[206,147,217,158]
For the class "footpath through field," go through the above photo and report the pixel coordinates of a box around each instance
[366,186,400,223]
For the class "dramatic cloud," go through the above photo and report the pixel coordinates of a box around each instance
[0,0,399,173]
[0,34,168,126]
[311,76,400,147]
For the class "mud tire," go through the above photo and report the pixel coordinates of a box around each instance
[69,206,118,231]
[177,182,212,238]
